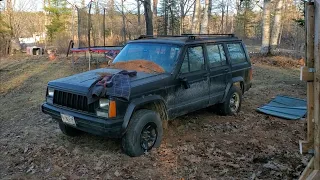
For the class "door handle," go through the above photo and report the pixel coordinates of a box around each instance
[223,68,229,72]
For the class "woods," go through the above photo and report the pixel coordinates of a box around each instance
[0,0,304,56]
[261,0,285,55]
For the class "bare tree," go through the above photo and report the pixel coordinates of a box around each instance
[6,0,13,37]
[208,0,212,33]
[153,0,158,35]
[137,0,142,35]
[169,3,174,35]
[225,0,229,33]
[121,0,126,42]
[191,0,200,33]
[200,0,209,33]
[143,0,153,35]
[220,2,226,33]
[261,0,272,55]
[180,0,195,34]
[270,0,283,54]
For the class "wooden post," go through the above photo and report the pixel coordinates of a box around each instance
[306,2,315,146]
[300,0,320,179]
[300,2,315,154]
[313,0,320,171]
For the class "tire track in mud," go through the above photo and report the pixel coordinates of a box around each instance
[0,61,51,94]
[0,60,80,178]
[0,60,75,131]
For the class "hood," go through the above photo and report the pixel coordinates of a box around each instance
[48,68,168,94]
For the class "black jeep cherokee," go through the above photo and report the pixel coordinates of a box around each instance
[42,34,252,157]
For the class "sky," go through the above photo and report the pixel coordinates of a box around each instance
[0,0,138,12]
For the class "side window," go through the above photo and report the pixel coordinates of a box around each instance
[227,43,247,64]
[207,44,227,67]
[180,46,205,73]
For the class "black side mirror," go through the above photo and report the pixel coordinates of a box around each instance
[179,77,190,89]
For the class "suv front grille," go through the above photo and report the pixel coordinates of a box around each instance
[53,90,95,113]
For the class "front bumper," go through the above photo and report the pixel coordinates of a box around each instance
[41,103,123,138]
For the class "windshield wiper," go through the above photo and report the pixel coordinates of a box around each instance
[139,65,158,73]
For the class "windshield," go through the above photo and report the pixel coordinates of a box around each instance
[112,43,181,73]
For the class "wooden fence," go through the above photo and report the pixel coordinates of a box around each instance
[299,0,320,179]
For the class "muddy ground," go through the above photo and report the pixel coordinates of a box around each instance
[0,54,311,179]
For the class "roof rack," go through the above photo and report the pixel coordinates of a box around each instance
[181,33,235,37]
[137,35,187,39]
[136,33,236,41]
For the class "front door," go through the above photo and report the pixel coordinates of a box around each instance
[169,45,210,117]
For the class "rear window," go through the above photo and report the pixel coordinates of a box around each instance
[227,43,247,64]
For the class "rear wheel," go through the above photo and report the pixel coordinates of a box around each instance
[219,86,242,115]
[122,109,163,157]
[59,122,83,137]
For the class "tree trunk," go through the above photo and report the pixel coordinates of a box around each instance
[180,0,184,34]
[143,0,153,35]
[270,0,283,54]
[164,0,168,35]
[121,0,126,43]
[137,0,141,35]
[200,0,209,33]
[208,0,212,33]
[191,0,200,33]
[226,1,229,33]
[153,0,158,35]
[261,0,272,55]
[170,6,174,35]
[6,0,13,37]
[221,5,225,33]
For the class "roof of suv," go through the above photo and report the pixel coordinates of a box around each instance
[129,34,241,45]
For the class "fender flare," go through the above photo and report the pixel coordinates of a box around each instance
[121,95,167,131]
[221,77,244,103]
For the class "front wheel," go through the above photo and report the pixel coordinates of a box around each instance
[122,109,163,157]
[219,86,242,115]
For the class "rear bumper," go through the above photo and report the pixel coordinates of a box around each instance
[41,103,123,138]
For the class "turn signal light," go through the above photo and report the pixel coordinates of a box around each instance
[109,100,116,118]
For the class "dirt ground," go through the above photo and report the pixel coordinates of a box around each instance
[0,54,311,179]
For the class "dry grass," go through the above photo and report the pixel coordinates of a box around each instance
[251,55,305,68]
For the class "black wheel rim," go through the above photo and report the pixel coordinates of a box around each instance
[140,122,158,151]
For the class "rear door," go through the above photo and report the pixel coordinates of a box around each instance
[226,42,250,83]
[206,43,231,105]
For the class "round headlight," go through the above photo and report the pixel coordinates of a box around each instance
[48,88,54,97]
[99,98,109,110]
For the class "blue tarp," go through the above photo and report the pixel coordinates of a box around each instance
[257,95,307,120]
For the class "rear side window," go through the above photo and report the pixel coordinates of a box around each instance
[180,46,205,73]
[227,43,247,64]
[207,44,227,67]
